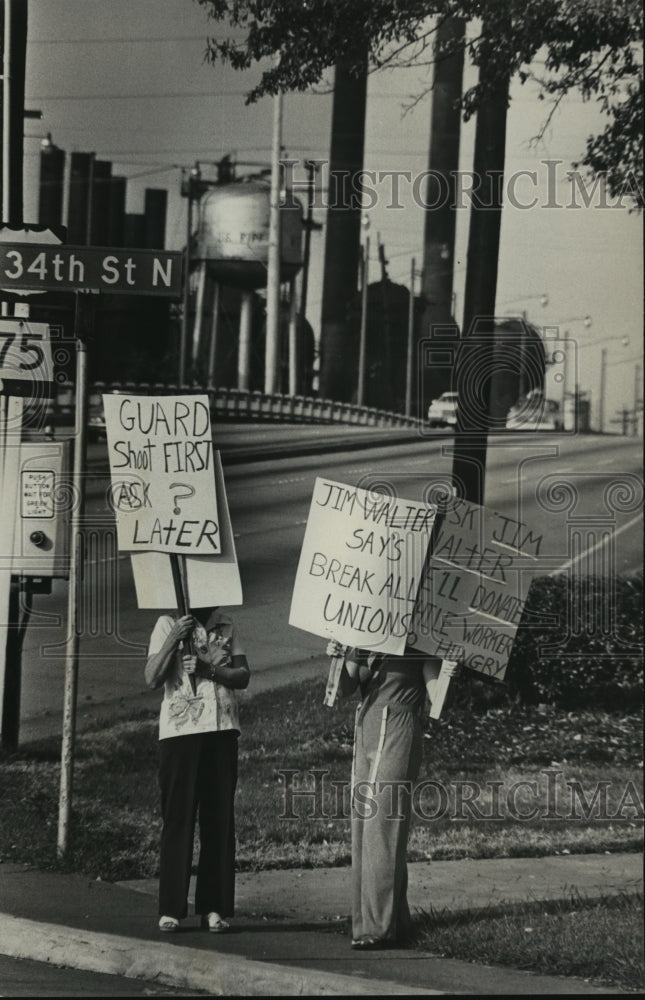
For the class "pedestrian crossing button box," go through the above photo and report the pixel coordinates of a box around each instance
[12,440,71,577]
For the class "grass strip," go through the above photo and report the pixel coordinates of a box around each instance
[413,890,644,993]
[0,677,642,880]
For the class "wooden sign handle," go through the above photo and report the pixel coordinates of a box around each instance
[170,553,197,695]
[428,659,456,720]
[324,654,345,707]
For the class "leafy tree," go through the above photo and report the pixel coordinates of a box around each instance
[197,0,643,207]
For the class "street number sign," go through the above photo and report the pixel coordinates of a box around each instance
[0,319,53,385]
[0,243,183,297]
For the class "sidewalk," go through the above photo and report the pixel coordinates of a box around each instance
[0,853,640,996]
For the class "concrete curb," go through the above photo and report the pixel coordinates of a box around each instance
[0,913,442,996]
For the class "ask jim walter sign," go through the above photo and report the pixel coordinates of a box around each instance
[103,394,221,555]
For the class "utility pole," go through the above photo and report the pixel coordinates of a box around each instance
[634,364,641,436]
[357,234,369,406]
[405,258,417,417]
[599,347,607,433]
[376,237,393,410]
[265,87,283,394]
[452,9,511,506]
[288,277,298,396]
[319,44,368,401]
[419,15,465,411]
[179,162,201,385]
[1,0,28,223]
[300,160,322,323]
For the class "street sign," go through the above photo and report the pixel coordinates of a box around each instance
[0,319,53,385]
[0,225,64,296]
[0,242,183,297]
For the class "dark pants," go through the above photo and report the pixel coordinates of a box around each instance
[158,730,238,920]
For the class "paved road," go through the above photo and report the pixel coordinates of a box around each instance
[16,433,643,739]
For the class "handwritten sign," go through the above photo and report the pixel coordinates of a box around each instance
[130,452,242,608]
[103,394,220,555]
[289,477,436,654]
[409,499,541,679]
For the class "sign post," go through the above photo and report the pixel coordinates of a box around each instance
[52,248,181,857]
[1,227,61,747]
[57,292,93,858]
[0,396,23,742]
[0,232,185,853]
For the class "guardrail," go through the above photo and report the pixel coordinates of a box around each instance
[55,382,423,429]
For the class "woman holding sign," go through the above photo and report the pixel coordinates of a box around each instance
[145,607,249,933]
[327,640,458,949]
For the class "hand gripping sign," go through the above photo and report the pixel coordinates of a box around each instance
[103,394,220,555]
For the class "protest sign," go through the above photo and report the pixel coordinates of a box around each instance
[409,498,541,679]
[103,394,220,555]
[290,477,436,655]
[130,452,242,608]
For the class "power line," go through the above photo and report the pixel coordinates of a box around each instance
[26,90,257,100]
[28,35,214,45]
[27,89,469,102]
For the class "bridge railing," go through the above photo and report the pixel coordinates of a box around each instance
[56,381,422,429]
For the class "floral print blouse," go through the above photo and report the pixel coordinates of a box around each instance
[148,612,245,741]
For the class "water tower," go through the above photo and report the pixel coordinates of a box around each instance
[193,179,303,391]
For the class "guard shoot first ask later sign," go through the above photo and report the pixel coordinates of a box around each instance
[289,477,436,655]
[103,394,221,555]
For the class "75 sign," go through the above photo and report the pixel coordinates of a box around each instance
[0,319,53,386]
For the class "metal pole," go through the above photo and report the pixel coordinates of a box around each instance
[191,260,207,376]
[0,395,23,745]
[405,257,415,417]
[265,88,283,394]
[2,0,12,221]
[179,182,192,386]
[300,161,315,322]
[206,280,220,388]
[599,347,607,433]
[519,309,528,400]
[237,290,253,391]
[357,236,369,405]
[574,381,580,433]
[288,277,298,396]
[562,330,570,416]
[57,295,90,858]
[633,364,640,437]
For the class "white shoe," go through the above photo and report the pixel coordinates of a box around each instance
[201,911,230,933]
[158,915,180,932]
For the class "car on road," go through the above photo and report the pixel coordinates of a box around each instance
[427,391,459,428]
[505,391,563,431]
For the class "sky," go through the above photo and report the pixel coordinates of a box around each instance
[23,0,643,428]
